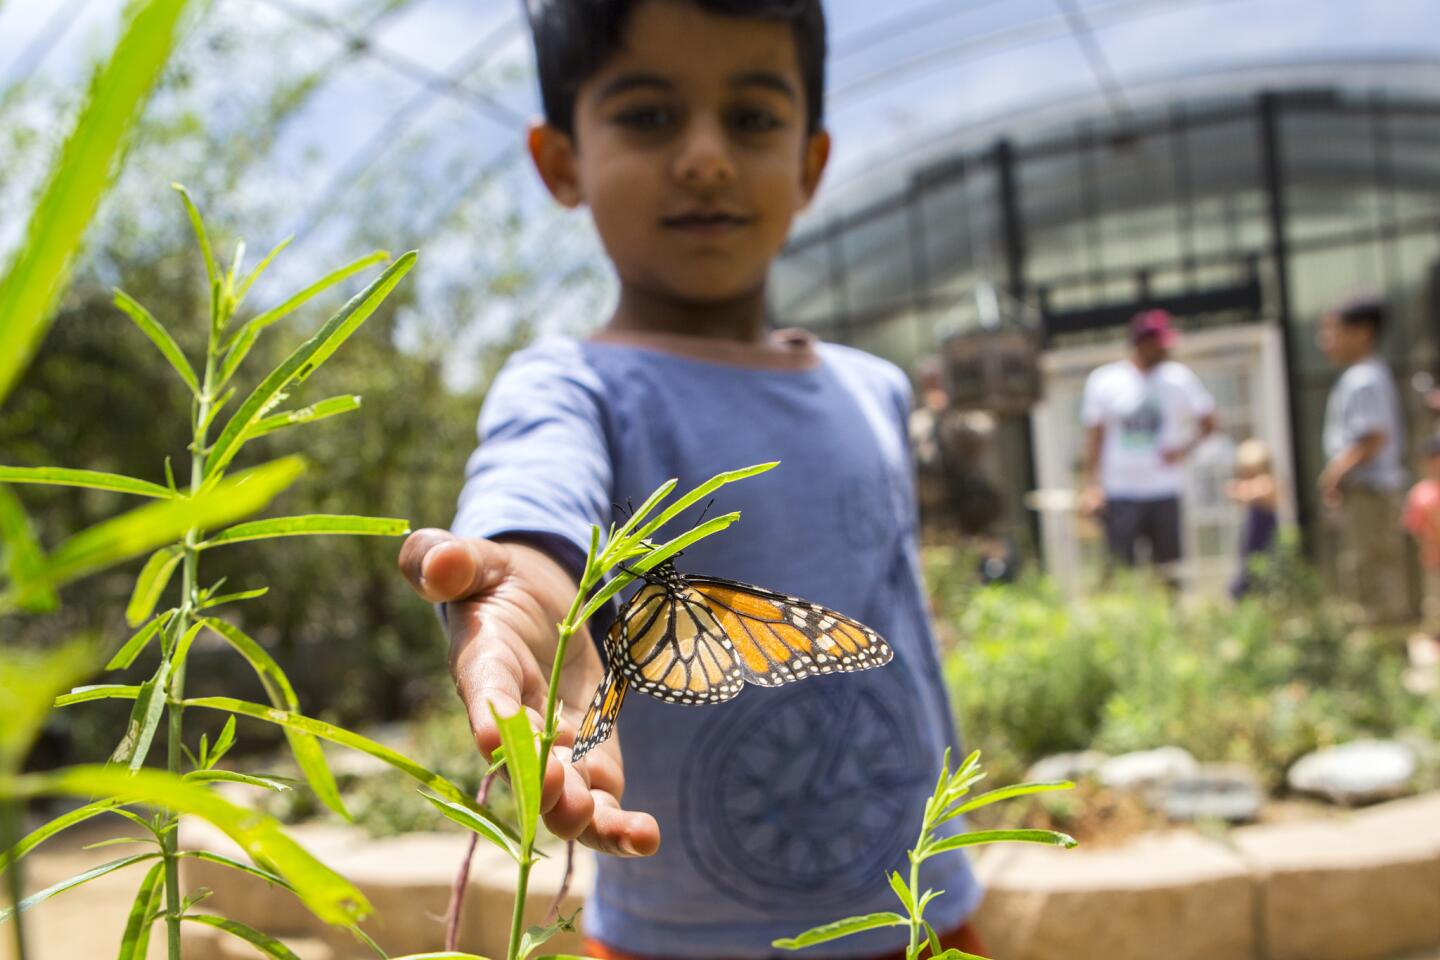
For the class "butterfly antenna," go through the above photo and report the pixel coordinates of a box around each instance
[693,498,716,529]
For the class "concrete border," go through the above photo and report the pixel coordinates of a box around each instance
[181,791,1440,959]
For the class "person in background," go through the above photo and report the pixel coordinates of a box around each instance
[1403,434,1440,693]
[1403,434,1440,628]
[1080,309,1217,583]
[1318,295,1409,625]
[1227,438,1279,599]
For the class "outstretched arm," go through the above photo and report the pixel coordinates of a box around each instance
[399,529,660,857]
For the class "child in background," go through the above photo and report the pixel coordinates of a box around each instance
[397,1,985,956]
[1227,438,1279,599]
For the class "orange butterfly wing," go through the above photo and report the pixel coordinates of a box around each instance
[686,576,893,686]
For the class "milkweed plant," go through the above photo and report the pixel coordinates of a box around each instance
[0,6,528,948]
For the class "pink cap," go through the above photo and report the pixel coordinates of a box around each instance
[1129,309,1178,347]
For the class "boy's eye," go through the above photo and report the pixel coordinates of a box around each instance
[731,107,782,133]
[615,105,677,130]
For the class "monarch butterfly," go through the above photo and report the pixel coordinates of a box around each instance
[571,558,892,762]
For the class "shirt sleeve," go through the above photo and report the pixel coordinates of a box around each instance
[1342,373,1390,445]
[452,339,613,577]
[1174,364,1217,418]
[1081,369,1105,427]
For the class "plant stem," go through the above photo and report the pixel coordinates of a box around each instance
[161,312,219,960]
[2,798,29,960]
[505,552,598,960]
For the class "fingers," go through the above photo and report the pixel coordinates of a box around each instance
[397,529,511,603]
[579,792,661,858]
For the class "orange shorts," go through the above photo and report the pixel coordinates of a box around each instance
[584,921,986,960]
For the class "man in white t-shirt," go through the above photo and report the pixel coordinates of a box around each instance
[1079,309,1217,575]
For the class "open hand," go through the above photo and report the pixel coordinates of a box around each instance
[398,529,660,857]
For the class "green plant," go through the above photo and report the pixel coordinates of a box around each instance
[772,750,1075,959]
[0,184,538,959]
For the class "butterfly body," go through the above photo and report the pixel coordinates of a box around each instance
[572,559,892,762]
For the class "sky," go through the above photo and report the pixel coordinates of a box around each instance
[1,0,1437,380]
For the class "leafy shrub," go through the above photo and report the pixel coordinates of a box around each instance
[934,539,1436,792]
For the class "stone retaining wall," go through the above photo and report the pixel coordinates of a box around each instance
[180,791,1440,959]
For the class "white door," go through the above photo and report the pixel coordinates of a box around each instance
[1030,323,1295,597]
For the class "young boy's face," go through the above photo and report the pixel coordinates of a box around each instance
[529,0,830,306]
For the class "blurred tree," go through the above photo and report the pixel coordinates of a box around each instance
[0,1,609,763]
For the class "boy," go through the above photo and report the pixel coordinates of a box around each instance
[397,1,984,957]
[1317,295,1408,625]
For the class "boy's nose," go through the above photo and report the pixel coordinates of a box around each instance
[673,119,737,189]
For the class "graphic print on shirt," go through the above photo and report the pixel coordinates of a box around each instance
[1118,392,1162,451]
[677,656,932,911]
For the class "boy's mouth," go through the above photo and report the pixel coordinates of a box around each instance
[661,210,751,236]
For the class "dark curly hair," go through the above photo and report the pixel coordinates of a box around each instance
[522,0,827,138]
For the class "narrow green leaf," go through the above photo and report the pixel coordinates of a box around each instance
[0,0,196,405]
[517,909,579,960]
[107,610,175,671]
[81,836,153,851]
[180,697,521,848]
[184,771,291,792]
[217,325,258,387]
[418,791,521,862]
[771,913,908,950]
[125,545,183,626]
[390,954,494,960]
[580,513,740,624]
[0,485,55,613]
[226,249,391,350]
[236,235,293,302]
[608,478,677,548]
[950,781,1074,819]
[113,289,197,394]
[180,886,214,912]
[0,798,130,872]
[181,850,294,892]
[4,766,372,926]
[226,240,247,292]
[924,920,943,958]
[207,251,412,478]
[27,456,306,596]
[169,621,206,673]
[0,466,172,499]
[199,587,269,610]
[246,395,362,440]
[0,638,99,772]
[491,705,541,849]
[172,184,219,289]
[183,914,301,959]
[887,871,914,914]
[200,515,409,549]
[198,618,347,821]
[630,462,778,546]
[921,829,1077,862]
[54,685,141,708]
[0,853,158,922]
[200,386,237,434]
[209,716,236,766]
[116,861,165,960]
[109,659,171,772]
[931,951,987,960]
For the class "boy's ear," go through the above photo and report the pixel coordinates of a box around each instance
[799,129,831,209]
[528,122,583,208]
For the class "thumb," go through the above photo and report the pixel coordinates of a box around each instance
[398,529,511,602]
